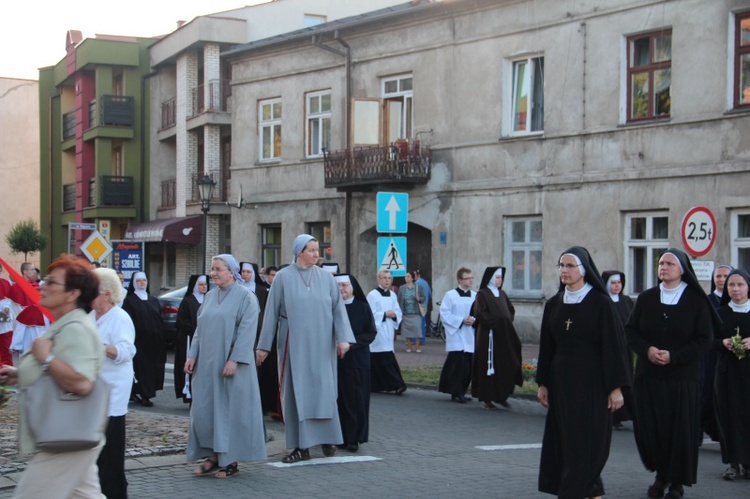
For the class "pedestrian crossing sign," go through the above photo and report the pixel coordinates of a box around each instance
[377,237,407,277]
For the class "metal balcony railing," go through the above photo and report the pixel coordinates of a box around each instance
[191,79,231,116]
[161,178,176,208]
[191,169,231,203]
[323,141,431,189]
[89,95,135,128]
[161,98,176,129]
[63,183,76,212]
[62,111,76,141]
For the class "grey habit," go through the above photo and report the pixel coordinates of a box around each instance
[258,263,356,449]
[186,281,267,466]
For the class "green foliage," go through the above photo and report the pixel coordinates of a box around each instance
[5,219,48,261]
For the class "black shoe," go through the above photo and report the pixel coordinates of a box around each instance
[665,484,684,499]
[395,385,407,395]
[345,443,359,452]
[647,477,666,498]
[498,400,511,409]
[322,444,336,457]
[140,397,154,407]
[451,395,468,404]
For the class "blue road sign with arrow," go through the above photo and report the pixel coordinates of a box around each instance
[377,192,408,233]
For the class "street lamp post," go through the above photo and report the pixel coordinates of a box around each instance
[197,174,216,274]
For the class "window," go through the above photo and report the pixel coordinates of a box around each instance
[304,14,326,28]
[731,210,750,269]
[306,91,331,157]
[308,222,332,260]
[262,225,282,268]
[382,74,413,143]
[734,12,750,109]
[627,30,672,121]
[259,98,282,161]
[625,213,669,293]
[505,218,543,297]
[111,143,123,176]
[510,56,544,134]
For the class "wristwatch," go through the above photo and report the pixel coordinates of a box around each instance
[41,354,55,372]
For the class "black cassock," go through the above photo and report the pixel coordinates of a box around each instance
[338,299,377,446]
[537,290,629,498]
[611,296,635,425]
[174,293,200,401]
[470,288,522,403]
[714,307,750,466]
[123,293,166,400]
[253,286,280,415]
[626,287,713,486]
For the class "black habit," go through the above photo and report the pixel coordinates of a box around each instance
[470,288,522,403]
[122,291,166,401]
[537,289,630,498]
[338,298,377,447]
[174,293,200,401]
[713,272,750,467]
[626,286,714,486]
[253,285,280,415]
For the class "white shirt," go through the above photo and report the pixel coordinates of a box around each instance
[440,288,476,353]
[90,306,136,417]
[366,288,403,353]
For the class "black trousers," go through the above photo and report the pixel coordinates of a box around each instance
[98,415,128,499]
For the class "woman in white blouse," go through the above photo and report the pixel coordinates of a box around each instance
[91,268,136,499]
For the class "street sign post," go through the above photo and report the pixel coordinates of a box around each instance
[681,206,716,257]
[377,237,407,277]
[376,192,408,233]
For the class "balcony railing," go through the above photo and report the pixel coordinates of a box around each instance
[89,95,135,128]
[191,79,231,116]
[191,169,231,203]
[161,98,176,129]
[62,111,76,141]
[88,176,134,207]
[63,183,76,212]
[323,141,431,189]
[161,178,176,208]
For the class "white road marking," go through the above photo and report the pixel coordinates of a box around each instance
[268,456,382,468]
[476,443,542,451]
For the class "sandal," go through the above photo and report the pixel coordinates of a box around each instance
[322,444,336,457]
[194,457,220,477]
[723,465,739,481]
[214,462,239,479]
[282,447,310,464]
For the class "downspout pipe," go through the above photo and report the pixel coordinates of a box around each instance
[313,31,353,273]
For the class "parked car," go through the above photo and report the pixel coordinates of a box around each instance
[158,286,187,348]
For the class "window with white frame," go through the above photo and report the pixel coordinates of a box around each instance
[505,217,543,297]
[627,29,672,122]
[625,213,669,293]
[510,56,544,134]
[382,74,413,143]
[306,91,331,158]
[259,98,282,161]
[733,11,750,109]
[731,210,750,269]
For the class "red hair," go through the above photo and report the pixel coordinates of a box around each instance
[47,255,100,312]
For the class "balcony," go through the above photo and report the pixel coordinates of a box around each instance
[62,111,76,141]
[161,98,176,129]
[89,95,134,128]
[190,170,230,203]
[63,183,76,212]
[89,176,134,207]
[323,141,431,191]
[191,79,231,116]
[161,178,176,208]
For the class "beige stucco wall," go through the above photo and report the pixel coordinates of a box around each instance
[0,77,41,272]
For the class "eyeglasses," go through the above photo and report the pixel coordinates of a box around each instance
[556,263,581,270]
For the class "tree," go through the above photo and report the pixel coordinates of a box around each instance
[5,219,48,262]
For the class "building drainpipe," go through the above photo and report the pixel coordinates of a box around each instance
[314,31,352,272]
[48,91,60,266]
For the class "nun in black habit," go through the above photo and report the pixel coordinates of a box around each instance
[335,273,377,452]
[174,274,209,403]
[601,270,636,429]
[240,262,278,417]
[536,247,630,499]
[713,269,750,480]
[470,266,522,410]
[122,271,166,407]
[625,248,719,499]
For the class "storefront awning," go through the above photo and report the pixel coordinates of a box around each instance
[124,216,202,244]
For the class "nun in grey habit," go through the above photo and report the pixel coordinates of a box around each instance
[256,234,355,464]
